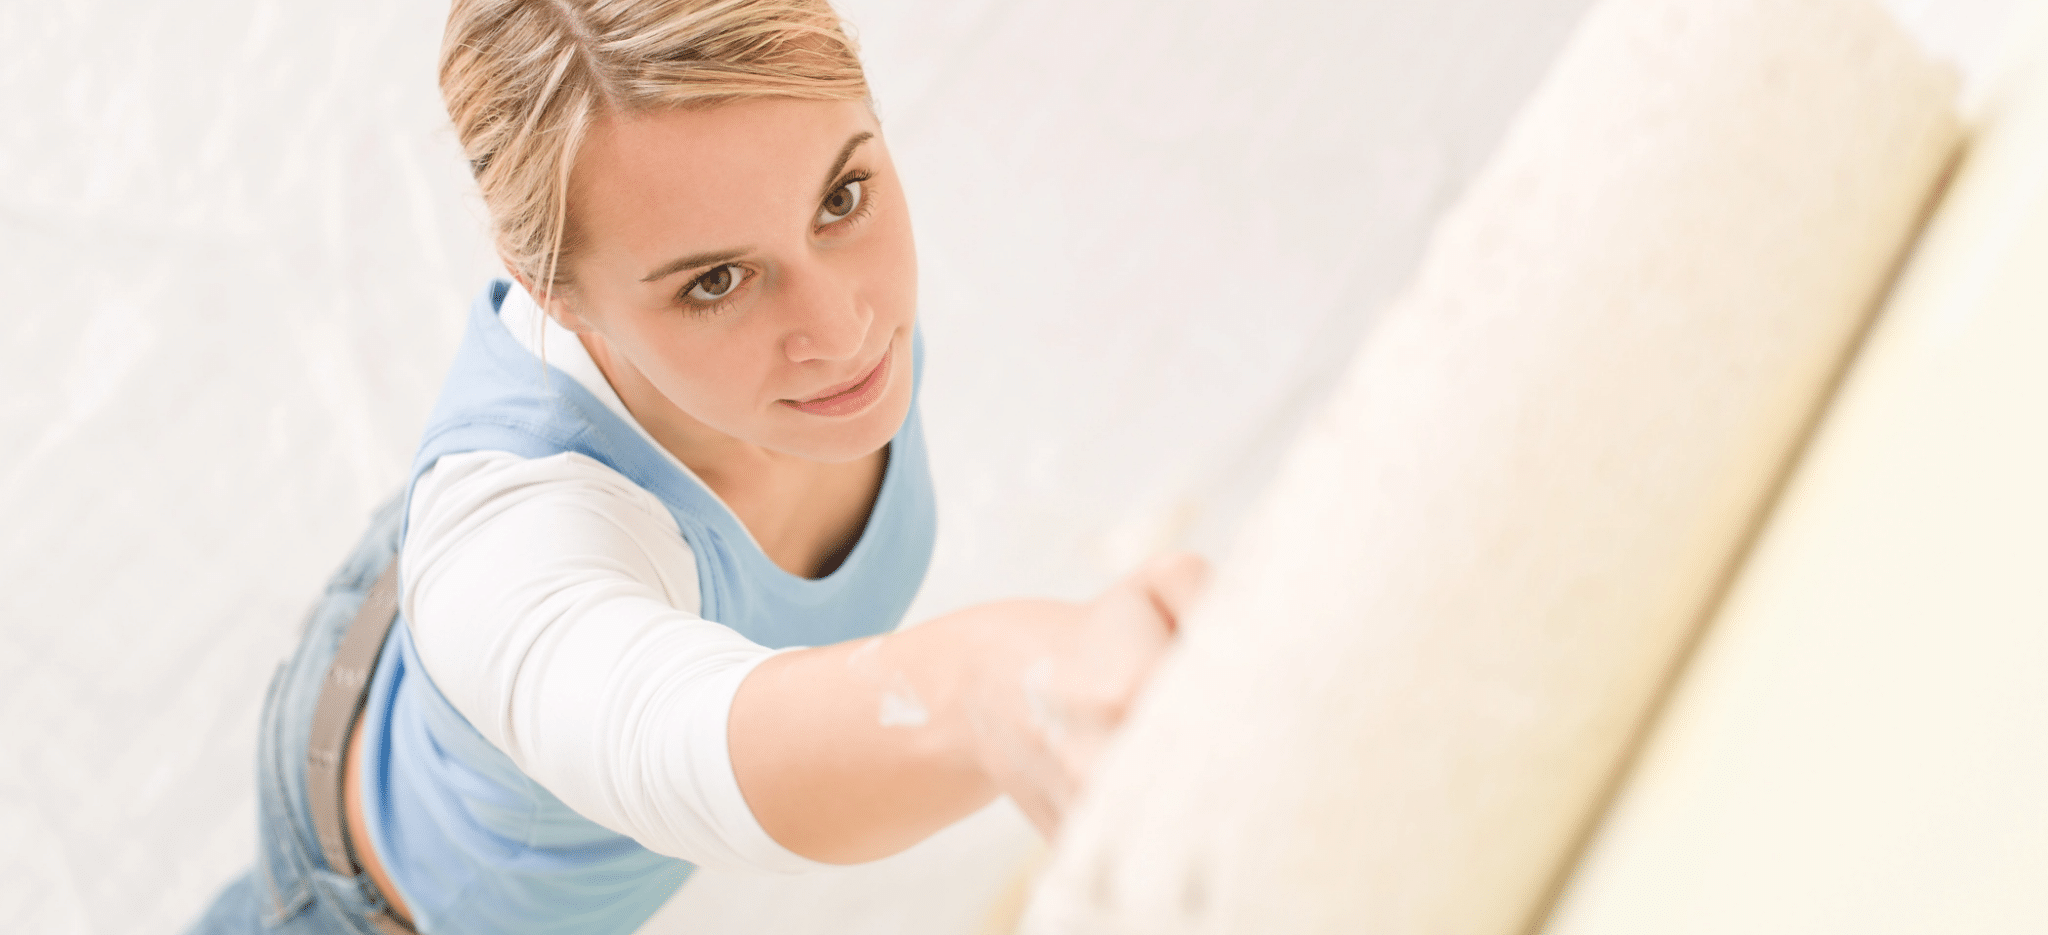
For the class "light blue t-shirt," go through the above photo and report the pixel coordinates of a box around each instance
[354,280,936,935]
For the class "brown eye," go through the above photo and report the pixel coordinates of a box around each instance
[684,264,745,303]
[817,178,863,225]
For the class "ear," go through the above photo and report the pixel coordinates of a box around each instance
[505,262,597,335]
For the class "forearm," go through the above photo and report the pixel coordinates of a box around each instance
[727,600,1068,863]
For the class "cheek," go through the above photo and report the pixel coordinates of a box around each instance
[637,324,775,414]
[870,212,920,322]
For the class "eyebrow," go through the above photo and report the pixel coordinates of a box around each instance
[640,247,751,283]
[816,131,875,204]
[638,131,877,284]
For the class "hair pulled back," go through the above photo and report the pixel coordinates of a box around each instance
[440,0,870,293]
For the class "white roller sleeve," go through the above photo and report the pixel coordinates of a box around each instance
[1020,0,1961,933]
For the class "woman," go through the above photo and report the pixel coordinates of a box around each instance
[183,2,1205,933]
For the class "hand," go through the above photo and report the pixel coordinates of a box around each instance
[966,552,1210,839]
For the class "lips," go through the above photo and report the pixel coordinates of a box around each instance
[780,347,892,417]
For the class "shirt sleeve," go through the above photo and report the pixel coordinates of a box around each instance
[399,448,828,873]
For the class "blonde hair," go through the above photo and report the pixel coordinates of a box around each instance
[440,0,870,295]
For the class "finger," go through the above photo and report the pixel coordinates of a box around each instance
[975,674,1078,840]
[1009,785,1062,842]
[1137,551,1210,631]
[1059,724,1115,791]
[994,736,1073,841]
[1084,582,1174,660]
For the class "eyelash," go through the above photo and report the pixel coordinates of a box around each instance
[822,170,877,230]
[672,169,879,316]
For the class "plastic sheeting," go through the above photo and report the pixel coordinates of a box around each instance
[0,1,2015,933]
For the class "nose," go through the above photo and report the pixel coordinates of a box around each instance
[780,261,870,364]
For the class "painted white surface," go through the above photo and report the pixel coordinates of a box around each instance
[1544,2,2048,931]
[0,1,2014,933]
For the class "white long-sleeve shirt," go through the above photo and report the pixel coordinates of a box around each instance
[396,285,825,873]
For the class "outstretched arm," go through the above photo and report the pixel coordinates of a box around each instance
[730,553,1209,863]
[404,447,1206,869]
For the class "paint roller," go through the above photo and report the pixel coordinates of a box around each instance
[1019,0,1963,931]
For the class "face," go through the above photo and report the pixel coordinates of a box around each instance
[538,98,917,466]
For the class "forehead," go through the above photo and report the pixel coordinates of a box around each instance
[569,97,879,257]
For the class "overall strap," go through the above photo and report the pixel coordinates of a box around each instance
[304,558,415,935]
